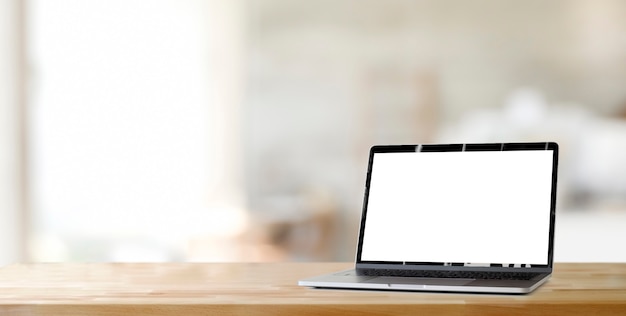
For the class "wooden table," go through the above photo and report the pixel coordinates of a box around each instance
[0,262,625,315]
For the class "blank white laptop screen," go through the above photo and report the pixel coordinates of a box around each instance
[360,150,554,265]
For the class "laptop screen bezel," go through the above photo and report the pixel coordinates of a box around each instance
[354,142,558,273]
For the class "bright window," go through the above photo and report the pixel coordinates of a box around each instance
[28,0,245,261]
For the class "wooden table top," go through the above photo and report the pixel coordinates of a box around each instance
[0,262,625,315]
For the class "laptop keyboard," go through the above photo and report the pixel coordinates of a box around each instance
[359,269,540,281]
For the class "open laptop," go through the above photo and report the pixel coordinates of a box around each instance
[299,142,559,294]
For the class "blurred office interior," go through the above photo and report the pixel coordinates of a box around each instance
[1,0,626,265]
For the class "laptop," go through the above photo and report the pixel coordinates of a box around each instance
[299,142,559,294]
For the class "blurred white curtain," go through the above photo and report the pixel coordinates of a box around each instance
[27,0,245,261]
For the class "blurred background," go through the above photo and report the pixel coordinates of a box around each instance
[1,0,626,265]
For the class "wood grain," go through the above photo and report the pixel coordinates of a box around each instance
[1,262,625,315]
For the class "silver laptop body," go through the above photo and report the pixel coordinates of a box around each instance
[299,142,559,294]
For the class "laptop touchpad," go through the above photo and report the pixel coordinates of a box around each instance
[365,276,474,286]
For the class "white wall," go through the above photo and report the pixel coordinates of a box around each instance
[0,0,25,266]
